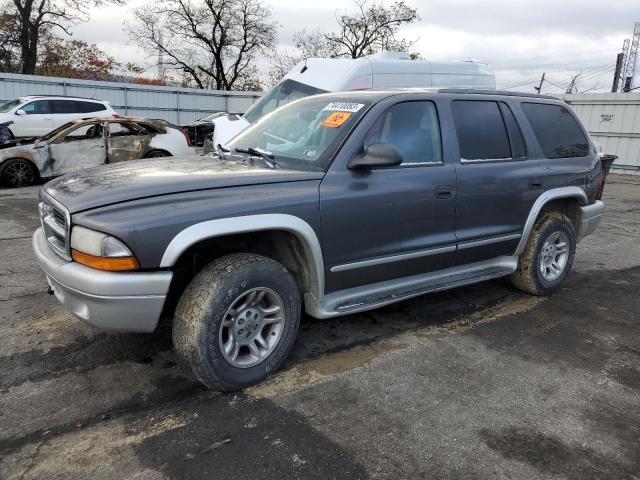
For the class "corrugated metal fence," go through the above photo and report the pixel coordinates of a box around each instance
[0,72,263,125]
[563,92,640,174]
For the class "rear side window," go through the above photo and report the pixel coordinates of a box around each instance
[51,100,79,114]
[364,101,442,165]
[452,100,511,160]
[521,103,589,158]
[78,101,107,113]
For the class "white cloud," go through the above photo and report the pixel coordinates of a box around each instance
[69,0,634,92]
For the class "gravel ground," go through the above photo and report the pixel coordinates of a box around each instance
[0,175,638,479]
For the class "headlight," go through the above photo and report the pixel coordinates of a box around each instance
[70,226,139,271]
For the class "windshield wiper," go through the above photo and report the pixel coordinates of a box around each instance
[234,147,279,168]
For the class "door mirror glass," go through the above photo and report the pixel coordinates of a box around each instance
[15,109,25,116]
[349,143,403,170]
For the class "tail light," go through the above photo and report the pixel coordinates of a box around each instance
[112,113,121,118]
[181,128,192,146]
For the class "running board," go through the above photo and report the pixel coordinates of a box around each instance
[305,256,518,319]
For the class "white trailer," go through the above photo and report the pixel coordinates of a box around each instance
[212,52,496,146]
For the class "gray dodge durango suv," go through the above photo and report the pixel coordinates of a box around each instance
[33,89,606,390]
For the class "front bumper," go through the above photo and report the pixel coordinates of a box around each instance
[32,228,173,332]
[579,200,605,241]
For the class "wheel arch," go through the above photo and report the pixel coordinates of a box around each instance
[514,186,587,257]
[160,214,325,300]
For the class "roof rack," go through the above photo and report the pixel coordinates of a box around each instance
[21,95,103,101]
[437,88,559,100]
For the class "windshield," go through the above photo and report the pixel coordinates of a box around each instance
[242,79,327,124]
[226,96,371,171]
[38,120,85,141]
[0,99,23,113]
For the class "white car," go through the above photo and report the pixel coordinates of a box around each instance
[0,96,117,138]
[0,117,192,187]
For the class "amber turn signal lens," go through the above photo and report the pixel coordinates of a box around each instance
[71,249,140,271]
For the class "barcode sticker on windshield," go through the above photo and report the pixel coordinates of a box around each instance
[322,102,364,113]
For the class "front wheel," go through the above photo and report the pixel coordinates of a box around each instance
[511,212,576,295]
[172,254,301,391]
[1,158,37,187]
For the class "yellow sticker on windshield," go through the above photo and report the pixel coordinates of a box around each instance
[320,111,352,128]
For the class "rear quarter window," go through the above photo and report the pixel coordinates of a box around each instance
[521,103,589,158]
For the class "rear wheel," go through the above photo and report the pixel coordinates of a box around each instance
[1,158,37,187]
[511,212,576,295]
[172,253,301,391]
[145,149,171,158]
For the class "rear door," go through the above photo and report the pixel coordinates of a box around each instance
[14,100,53,136]
[320,99,457,293]
[51,100,84,128]
[451,98,535,265]
[107,121,150,162]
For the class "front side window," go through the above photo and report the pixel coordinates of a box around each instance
[62,122,103,141]
[22,100,51,115]
[227,96,371,171]
[452,100,511,160]
[364,101,442,165]
[242,79,327,125]
[521,103,589,158]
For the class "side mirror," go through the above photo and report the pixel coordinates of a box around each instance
[349,143,403,170]
[15,109,25,116]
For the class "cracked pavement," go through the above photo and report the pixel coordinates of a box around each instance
[0,175,639,479]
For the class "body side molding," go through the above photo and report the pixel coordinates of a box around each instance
[514,186,588,256]
[160,214,325,299]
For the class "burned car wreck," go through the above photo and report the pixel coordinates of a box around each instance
[0,117,192,187]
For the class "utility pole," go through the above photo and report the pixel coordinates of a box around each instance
[566,73,580,94]
[534,72,545,94]
[612,52,624,92]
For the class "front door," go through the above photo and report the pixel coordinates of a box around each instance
[48,122,107,175]
[320,100,457,293]
[14,100,53,137]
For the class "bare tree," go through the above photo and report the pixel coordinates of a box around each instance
[127,0,277,91]
[1,0,124,74]
[324,0,418,59]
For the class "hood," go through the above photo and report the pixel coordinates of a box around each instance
[44,156,324,213]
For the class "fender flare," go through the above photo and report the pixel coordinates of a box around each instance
[514,186,588,256]
[159,214,325,300]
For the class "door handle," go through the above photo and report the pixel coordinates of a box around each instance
[434,185,455,199]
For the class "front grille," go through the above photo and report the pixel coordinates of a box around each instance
[39,194,71,261]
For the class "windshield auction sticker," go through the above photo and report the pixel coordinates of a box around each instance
[322,102,364,112]
[321,111,352,128]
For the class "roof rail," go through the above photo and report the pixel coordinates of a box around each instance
[437,88,559,100]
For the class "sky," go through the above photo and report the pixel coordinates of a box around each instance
[72,0,638,93]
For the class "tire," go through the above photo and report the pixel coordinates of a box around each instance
[511,211,576,296]
[145,149,171,158]
[1,158,37,187]
[172,253,301,391]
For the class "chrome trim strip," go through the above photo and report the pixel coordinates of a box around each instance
[457,233,522,250]
[330,245,456,273]
[160,214,325,300]
[514,186,588,256]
